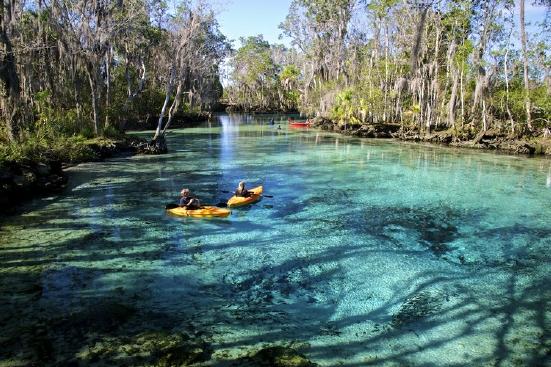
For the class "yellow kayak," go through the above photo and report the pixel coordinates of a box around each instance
[227,186,263,208]
[167,206,231,218]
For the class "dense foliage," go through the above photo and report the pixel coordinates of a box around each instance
[0,0,230,161]
[224,36,301,112]
[226,0,550,135]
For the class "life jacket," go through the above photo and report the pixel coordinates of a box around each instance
[179,196,192,206]
[235,187,250,197]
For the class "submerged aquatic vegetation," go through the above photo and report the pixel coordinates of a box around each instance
[78,330,211,366]
[361,205,468,256]
[391,291,444,328]
[233,346,317,367]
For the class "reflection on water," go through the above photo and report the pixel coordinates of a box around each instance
[1,113,550,366]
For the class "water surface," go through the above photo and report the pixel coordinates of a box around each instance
[1,114,550,366]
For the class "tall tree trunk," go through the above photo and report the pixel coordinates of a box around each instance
[504,48,514,133]
[431,26,441,130]
[154,68,175,140]
[161,82,183,135]
[383,22,389,122]
[0,0,21,141]
[411,5,429,74]
[482,99,487,132]
[448,70,458,128]
[104,46,112,130]
[471,3,496,121]
[71,55,82,122]
[519,0,532,130]
[460,68,465,128]
[545,65,551,96]
[86,63,100,135]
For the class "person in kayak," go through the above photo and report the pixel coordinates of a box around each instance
[235,181,251,197]
[179,188,201,209]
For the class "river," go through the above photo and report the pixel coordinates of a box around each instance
[1,114,550,366]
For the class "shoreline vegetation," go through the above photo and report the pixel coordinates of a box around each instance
[0,111,213,216]
[0,135,144,216]
[310,117,551,156]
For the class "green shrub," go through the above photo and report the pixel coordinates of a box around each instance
[101,124,123,138]
[0,131,101,165]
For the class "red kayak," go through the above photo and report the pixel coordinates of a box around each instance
[288,118,311,127]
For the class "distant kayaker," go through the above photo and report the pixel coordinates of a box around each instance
[179,188,201,209]
[235,181,251,197]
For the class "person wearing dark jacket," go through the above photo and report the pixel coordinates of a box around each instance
[179,188,201,209]
[235,181,251,197]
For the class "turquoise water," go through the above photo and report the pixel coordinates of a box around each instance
[1,114,550,366]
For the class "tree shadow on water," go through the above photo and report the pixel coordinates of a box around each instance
[1,189,550,366]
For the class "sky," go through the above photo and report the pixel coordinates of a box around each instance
[216,0,293,48]
[216,0,548,86]
[216,0,548,50]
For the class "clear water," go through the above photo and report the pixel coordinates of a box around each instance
[1,114,550,366]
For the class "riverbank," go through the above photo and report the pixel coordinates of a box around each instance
[0,110,218,217]
[0,136,148,217]
[311,118,551,156]
[223,104,299,114]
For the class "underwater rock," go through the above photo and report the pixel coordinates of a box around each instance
[391,291,443,328]
[233,346,317,367]
[81,330,211,366]
[65,302,136,334]
[362,205,460,257]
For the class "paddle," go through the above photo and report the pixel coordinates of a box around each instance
[221,190,273,198]
[165,202,227,209]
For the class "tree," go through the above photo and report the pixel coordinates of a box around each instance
[519,0,532,130]
[153,2,229,143]
[281,0,354,114]
[227,36,277,110]
[0,0,23,141]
